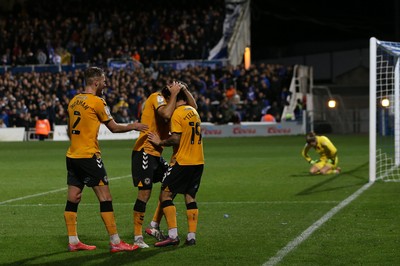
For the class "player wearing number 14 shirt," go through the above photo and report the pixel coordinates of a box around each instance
[148,89,204,247]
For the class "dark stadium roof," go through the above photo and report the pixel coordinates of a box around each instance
[251,0,399,59]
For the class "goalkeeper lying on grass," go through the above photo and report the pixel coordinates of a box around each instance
[301,131,341,175]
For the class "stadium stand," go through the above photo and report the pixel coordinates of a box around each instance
[0,0,294,138]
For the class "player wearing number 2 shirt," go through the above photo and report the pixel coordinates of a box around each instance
[64,66,147,253]
[66,93,112,158]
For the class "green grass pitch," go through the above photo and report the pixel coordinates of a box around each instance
[0,135,399,265]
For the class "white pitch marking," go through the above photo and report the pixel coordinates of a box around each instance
[0,188,67,205]
[263,181,373,266]
[0,175,131,205]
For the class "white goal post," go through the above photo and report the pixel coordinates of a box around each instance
[370,37,400,182]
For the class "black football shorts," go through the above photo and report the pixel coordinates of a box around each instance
[131,150,169,190]
[66,155,109,188]
[161,163,204,198]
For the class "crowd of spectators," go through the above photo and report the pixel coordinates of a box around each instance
[0,0,294,131]
[0,0,224,68]
[0,62,293,129]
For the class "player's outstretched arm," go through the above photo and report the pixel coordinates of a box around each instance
[105,119,148,133]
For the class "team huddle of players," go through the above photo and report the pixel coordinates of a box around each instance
[64,67,204,252]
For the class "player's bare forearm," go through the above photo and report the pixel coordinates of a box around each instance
[182,87,197,109]
[148,132,180,147]
[129,121,148,132]
[158,82,180,119]
[160,136,180,147]
[106,120,148,133]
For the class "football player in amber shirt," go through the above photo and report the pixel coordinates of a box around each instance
[131,81,197,248]
[64,66,148,253]
[148,88,204,247]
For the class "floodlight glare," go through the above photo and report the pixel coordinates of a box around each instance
[381,98,390,107]
[328,99,336,108]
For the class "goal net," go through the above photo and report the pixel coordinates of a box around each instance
[370,37,400,182]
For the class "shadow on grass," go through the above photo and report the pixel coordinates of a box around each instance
[3,239,184,266]
[296,162,369,196]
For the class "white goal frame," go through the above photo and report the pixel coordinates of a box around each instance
[370,37,400,182]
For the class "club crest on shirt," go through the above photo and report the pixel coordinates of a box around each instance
[104,106,112,117]
[157,95,164,105]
